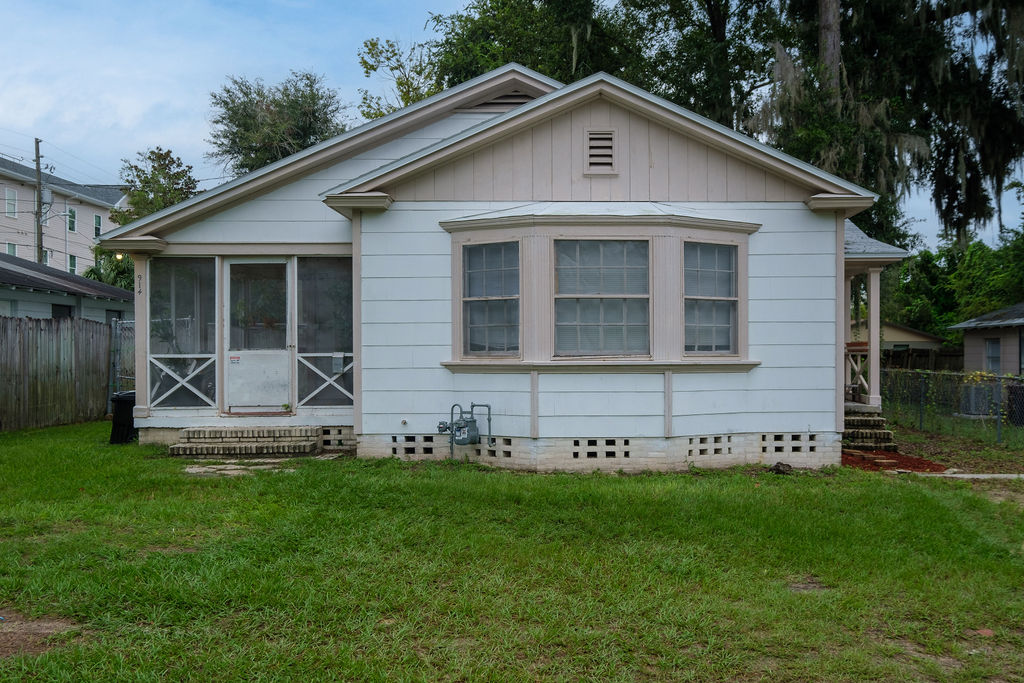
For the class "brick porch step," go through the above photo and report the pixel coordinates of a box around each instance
[181,426,320,443]
[843,441,899,452]
[169,441,320,458]
[843,416,888,430]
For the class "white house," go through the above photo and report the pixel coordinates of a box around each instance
[101,64,900,470]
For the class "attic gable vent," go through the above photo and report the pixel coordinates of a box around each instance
[585,129,616,175]
[461,90,536,112]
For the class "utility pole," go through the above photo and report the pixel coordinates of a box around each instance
[34,138,44,264]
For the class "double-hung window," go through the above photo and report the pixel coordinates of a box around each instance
[555,240,649,355]
[67,207,77,232]
[68,254,77,275]
[94,214,102,237]
[462,241,519,355]
[985,338,1000,373]
[684,242,737,353]
[4,188,15,218]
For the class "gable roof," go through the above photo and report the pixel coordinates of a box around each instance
[949,301,1024,330]
[0,253,131,302]
[324,71,877,201]
[0,157,124,207]
[102,64,562,242]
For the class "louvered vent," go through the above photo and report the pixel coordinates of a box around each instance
[463,90,536,112]
[586,129,616,174]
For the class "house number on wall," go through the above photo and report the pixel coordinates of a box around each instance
[137,273,143,296]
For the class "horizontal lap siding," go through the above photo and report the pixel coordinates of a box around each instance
[361,202,838,438]
[361,204,531,435]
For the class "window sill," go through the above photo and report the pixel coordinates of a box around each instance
[441,359,760,373]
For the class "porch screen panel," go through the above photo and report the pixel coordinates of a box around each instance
[297,257,353,406]
[230,263,287,350]
[149,258,216,407]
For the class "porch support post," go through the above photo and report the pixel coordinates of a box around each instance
[131,253,150,418]
[844,274,853,395]
[867,267,882,407]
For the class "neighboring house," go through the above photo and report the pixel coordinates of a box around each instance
[850,320,946,351]
[950,302,1024,375]
[0,252,133,323]
[102,64,903,471]
[0,157,125,275]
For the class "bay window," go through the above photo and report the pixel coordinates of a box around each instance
[462,241,519,355]
[554,240,649,355]
[444,210,755,367]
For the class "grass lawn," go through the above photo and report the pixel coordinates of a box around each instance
[2,423,1024,680]
[893,425,1024,473]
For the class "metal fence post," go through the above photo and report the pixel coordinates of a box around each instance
[996,376,1003,444]
[919,374,926,431]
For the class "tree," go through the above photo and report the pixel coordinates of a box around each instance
[84,147,200,289]
[429,0,629,87]
[357,38,441,119]
[617,0,784,129]
[207,71,347,177]
[108,147,200,227]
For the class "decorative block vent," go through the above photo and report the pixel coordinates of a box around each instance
[761,433,818,455]
[585,129,616,174]
[474,437,516,458]
[389,434,437,456]
[686,434,733,457]
[321,427,354,451]
[571,438,630,459]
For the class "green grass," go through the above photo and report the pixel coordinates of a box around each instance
[892,424,1024,473]
[2,423,1024,680]
[886,401,1024,449]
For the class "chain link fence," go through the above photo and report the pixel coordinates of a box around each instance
[107,319,135,412]
[881,368,1024,448]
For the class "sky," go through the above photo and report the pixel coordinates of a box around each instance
[0,0,1018,250]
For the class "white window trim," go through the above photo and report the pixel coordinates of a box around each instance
[94,214,102,237]
[460,240,522,357]
[67,206,77,232]
[6,242,16,257]
[4,188,16,218]
[68,254,77,274]
[445,216,756,371]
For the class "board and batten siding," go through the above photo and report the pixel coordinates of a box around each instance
[385,99,813,203]
[359,201,838,440]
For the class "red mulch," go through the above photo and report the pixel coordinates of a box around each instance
[842,449,949,473]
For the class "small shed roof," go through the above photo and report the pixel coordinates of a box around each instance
[844,221,907,260]
[0,253,131,302]
[949,301,1024,330]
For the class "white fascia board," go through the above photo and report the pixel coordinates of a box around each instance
[327,71,877,200]
[103,63,564,241]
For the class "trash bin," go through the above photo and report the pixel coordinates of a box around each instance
[1008,383,1024,427]
[110,390,137,444]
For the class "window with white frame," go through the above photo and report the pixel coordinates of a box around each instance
[5,243,15,257]
[4,188,15,218]
[94,214,102,237]
[462,241,520,355]
[684,242,737,353]
[554,240,649,355]
[67,207,77,232]
[42,249,49,266]
[68,254,77,275]
[985,338,1000,373]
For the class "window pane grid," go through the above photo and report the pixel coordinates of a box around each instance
[463,242,519,355]
[684,242,737,354]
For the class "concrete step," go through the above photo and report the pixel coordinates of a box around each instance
[181,426,320,444]
[843,441,899,452]
[169,440,320,458]
[843,416,888,429]
[843,428,894,441]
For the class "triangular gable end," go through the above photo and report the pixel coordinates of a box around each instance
[100,64,562,246]
[384,95,816,203]
[329,73,876,208]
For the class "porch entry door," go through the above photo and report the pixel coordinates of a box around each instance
[225,258,293,414]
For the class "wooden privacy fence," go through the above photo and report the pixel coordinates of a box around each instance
[0,316,113,432]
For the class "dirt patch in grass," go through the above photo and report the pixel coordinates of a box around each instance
[892,426,1024,473]
[788,575,830,592]
[842,450,948,472]
[0,610,78,659]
